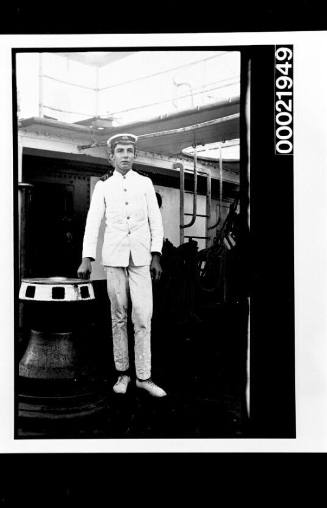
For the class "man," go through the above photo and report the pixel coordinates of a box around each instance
[77,133,166,397]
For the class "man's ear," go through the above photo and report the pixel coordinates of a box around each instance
[106,147,114,166]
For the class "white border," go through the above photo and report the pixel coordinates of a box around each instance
[1,31,327,453]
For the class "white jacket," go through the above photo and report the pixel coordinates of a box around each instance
[82,169,163,267]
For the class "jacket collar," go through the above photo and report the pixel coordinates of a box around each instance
[113,169,135,179]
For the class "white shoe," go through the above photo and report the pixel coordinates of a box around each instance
[136,379,167,397]
[113,375,131,394]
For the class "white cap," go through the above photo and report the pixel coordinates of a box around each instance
[107,133,138,151]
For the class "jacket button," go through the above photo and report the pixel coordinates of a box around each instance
[125,202,128,205]
[127,216,130,220]
[124,188,127,192]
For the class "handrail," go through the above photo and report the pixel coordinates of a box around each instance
[182,146,197,229]
[174,152,212,247]
[173,161,185,245]
[208,143,223,230]
[219,144,223,224]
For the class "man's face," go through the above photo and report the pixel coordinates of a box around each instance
[111,142,135,174]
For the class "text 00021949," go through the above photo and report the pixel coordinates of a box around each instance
[275,46,293,155]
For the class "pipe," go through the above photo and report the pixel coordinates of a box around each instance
[208,142,224,232]
[18,183,34,295]
[138,114,239,140]
[182,145,197,229]
[174,152,212,248]
[205,171,211,247]
[77,113,240,151]
[173,162,185,245]
[219,143,223,223]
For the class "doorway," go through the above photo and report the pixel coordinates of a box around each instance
[28,182,79,278]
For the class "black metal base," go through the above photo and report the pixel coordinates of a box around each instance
[16,376,108,438]
[18,390,107,421]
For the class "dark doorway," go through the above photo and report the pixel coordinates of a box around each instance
[28,182,79,278]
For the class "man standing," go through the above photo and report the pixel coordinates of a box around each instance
[77,133,166,397]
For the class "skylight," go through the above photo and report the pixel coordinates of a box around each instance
[16,51,240,126]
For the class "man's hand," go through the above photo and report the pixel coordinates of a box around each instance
[77,258,92,279]
[150,254,162,282]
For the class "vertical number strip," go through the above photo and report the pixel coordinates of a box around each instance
[275,45,293,155]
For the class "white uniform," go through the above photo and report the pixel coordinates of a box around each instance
[82,169,163,379]
[82,169,163,266]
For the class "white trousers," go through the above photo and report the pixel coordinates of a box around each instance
[105,257,153,380]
